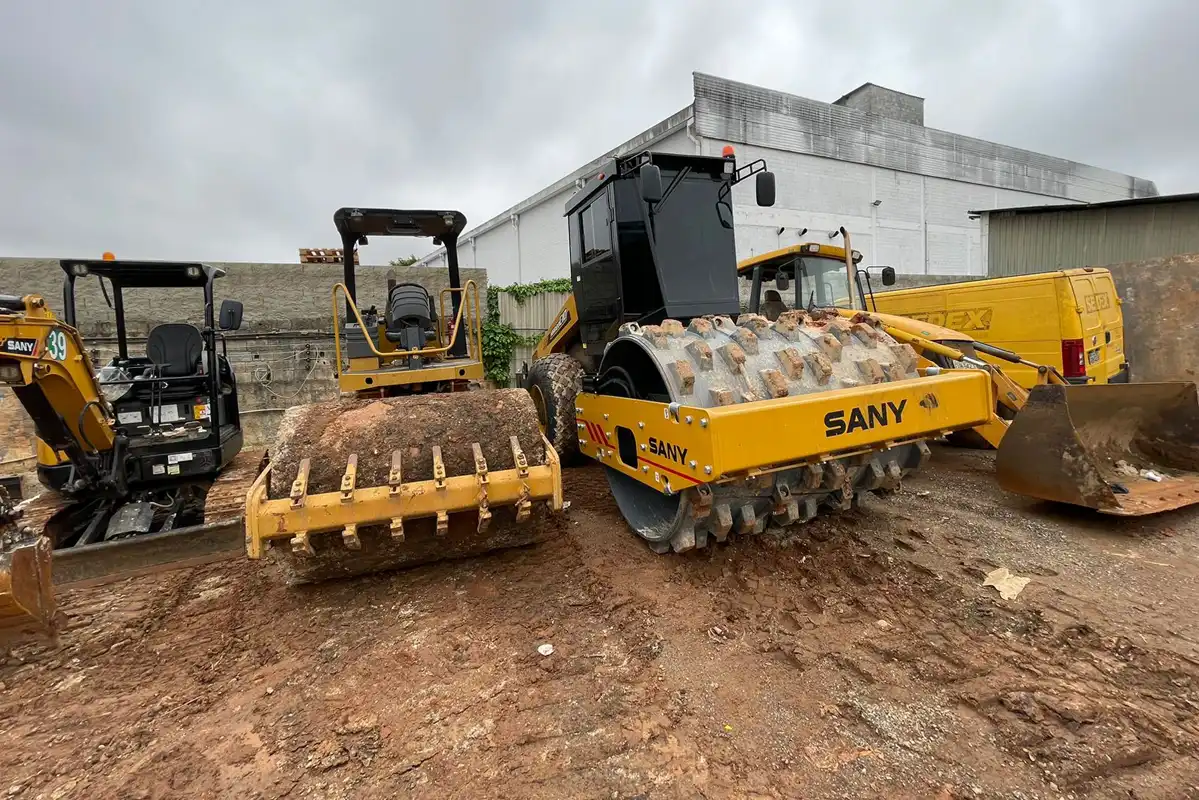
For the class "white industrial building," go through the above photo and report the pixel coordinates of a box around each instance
[417,73,1157,283]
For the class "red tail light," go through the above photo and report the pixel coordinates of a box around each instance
[1061,338,1085,377]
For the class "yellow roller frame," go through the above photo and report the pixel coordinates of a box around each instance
[576,370,993,494]
[244,435,563,558]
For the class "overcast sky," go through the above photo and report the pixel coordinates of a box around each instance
[1,0,1196,264]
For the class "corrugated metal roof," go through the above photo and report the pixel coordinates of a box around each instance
[972,192,1199,218]
[984,196,1199,276]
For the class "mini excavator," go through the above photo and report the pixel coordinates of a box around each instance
[0,258,261,634]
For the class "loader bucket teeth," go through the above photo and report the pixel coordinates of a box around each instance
[996,382,1199,515]
[0,533,56,635]
[244,389,564,583]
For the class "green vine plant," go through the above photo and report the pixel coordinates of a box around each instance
[482,278,572,386]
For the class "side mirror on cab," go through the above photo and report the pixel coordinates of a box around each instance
[880,266,896,286]
[639,163,664,204]
[219,299,244,331]
[755,171,776,207]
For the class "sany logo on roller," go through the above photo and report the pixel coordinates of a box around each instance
[824,399,907,437]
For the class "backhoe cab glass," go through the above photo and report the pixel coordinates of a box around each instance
[797,257,854,308]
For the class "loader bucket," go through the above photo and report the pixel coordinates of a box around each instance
[0,534,55,635]
[996,382,1199,515]
[244,390,564,583]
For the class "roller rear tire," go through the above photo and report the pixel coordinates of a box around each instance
[527,353,585,465]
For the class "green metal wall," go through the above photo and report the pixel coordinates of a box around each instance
[986,199,1199,276]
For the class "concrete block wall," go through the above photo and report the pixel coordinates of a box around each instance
[0,258,487,337]
[833,84,925,126]
[0,258,489,464]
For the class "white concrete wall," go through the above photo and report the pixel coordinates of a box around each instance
[422,72,1155,283]
[428,127,695,286]
[430,132,1107,284]
[719,139,1089,276]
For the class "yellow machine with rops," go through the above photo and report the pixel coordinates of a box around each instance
[0,258,261,635]
[521,148,996,553]
[244,209,562,582]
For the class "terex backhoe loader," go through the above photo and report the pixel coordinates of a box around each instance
[243,209,563,582]
[522,148,997,553]
[0,258,261,634]
[737,240,1199,516]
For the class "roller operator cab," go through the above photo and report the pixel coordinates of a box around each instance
[331,208,485,395]
[557,149,776,355]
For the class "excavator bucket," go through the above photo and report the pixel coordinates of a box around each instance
[245,389,563,583]
[0,533,55,635]
[996,382,1199,515]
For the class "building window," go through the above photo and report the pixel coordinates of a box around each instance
[581,198,611,261]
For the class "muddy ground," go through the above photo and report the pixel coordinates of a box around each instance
[2,447,1197,799]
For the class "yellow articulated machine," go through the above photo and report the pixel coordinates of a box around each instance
[244,209,562,582]
[1,258,261,634]
[736,240,1199,517]
[520,149,996,553]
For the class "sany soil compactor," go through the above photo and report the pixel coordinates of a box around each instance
[736,238,1199,516]
[521,148,998,553]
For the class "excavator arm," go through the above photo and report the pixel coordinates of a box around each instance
[0,294,119,634]
[0,294,116,464]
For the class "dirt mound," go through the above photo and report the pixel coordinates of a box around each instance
[268,389,545,498]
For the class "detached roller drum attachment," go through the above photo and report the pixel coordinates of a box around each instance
[245,390,564,583]
[996,382,1199,515]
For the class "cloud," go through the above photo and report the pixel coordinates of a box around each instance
[0,0,1194,263]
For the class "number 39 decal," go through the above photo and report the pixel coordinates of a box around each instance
[45,329,68,361]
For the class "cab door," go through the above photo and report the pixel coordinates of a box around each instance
[1090,272,1127,381]
[1066,271,1120,383]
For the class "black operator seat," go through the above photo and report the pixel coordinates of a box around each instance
[145,323,204,377]
[385,283,439,347]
